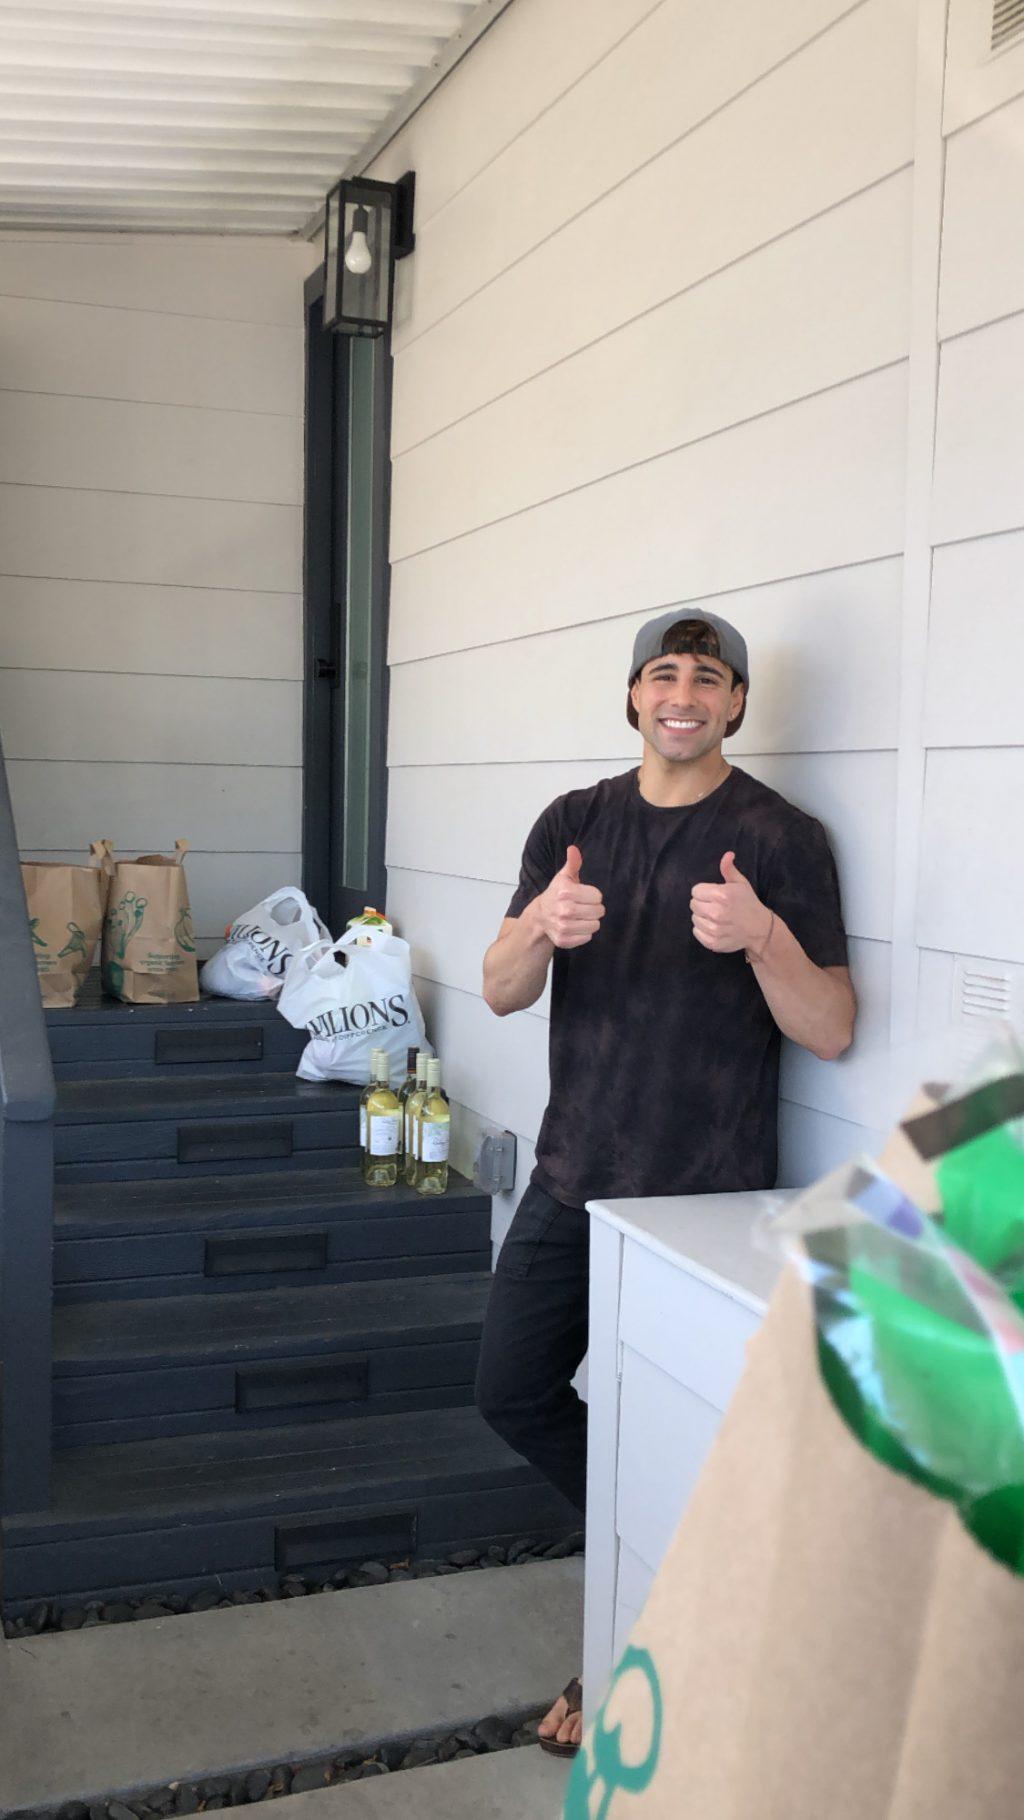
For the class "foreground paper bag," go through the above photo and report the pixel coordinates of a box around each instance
[568,1261,1024,1820]
[21,841,113,1007]
[102,840,199,1005]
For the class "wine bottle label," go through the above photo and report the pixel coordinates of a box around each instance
[404,1108,412,1152]
[359,1106,367,1148]
[368,1112,400,1157]
[421,1121,450,1164]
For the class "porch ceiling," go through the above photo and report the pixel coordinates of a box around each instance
[0,0,486,235]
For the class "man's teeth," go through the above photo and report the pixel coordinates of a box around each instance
[663,718,700,728]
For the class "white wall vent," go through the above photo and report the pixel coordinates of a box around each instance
[952,955,1024,1071]
[992,0,1024,51]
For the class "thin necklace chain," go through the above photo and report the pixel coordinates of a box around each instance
[690,759,731,805]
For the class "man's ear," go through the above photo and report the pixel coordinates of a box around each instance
[725,681,747,738]
[629,676,641,715]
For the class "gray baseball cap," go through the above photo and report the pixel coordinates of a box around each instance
[628,607,748,688]
[626,608,749,734]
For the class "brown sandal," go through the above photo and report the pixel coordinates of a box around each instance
[538,1676,583,1758]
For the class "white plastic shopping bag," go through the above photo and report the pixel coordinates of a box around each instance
[200,886,330,1001]
[277,925,427,1085]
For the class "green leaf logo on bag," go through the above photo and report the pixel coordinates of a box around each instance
[175,907,196,953]
[29,916,46,950]
[105,891,148,960]
[564,1645,663,1819]
[58,921,88,960]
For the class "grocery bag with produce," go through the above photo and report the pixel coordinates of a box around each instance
[101,839,199,1005]
[21,839,114,1007]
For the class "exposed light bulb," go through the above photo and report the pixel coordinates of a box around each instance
[344,205,373,276]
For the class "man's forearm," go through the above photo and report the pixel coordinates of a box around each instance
[483,902,554,1016]
[748,916,855,1061]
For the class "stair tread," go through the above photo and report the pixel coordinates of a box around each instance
[54,1272,492,1371]
[56,1071,357,1124]
[54,1165,486,1235]
[45,976,286,1023]
[7,1405,532,1535]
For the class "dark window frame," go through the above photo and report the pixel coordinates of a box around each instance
[302,263,394,934]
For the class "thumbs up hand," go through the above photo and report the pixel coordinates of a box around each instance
[536,844,606,949]
[690,851,772,955]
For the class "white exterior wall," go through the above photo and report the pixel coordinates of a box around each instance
[1,235,317,949]
[369,0,956,1224]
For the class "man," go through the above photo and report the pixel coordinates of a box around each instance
[477,608,855,1755]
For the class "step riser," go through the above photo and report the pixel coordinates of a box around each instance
[56,1385,478,1450]
[48,1028,307,1080]
[2,1479,577,1605]
[55,1336,482,1444]
[58,1145,359,1185]
[57,1107,357,1172]
[2,1516,578,1617]
[55,1208,489,1300]
[56,1251,489,1303]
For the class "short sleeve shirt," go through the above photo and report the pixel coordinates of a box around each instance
[505,766,848,1208]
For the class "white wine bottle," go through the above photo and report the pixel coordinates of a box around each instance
[396,1044,419,1169]
[358,1047,384,1158]
[403,1052,429,1188]
[363,1052,401,1188]
[416,1057,450,1196]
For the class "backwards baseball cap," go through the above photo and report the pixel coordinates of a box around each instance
[626,607,749,734]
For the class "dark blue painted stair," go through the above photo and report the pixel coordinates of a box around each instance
[0,984,579,1613]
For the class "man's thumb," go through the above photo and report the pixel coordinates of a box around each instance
[721,850,745,884]
[564,844,583,881]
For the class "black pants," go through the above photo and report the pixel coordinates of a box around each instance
[474,1183,589,1516]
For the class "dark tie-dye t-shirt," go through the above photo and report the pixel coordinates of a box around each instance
[505,766,848,1209]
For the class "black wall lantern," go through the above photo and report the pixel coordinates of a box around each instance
[323,170,415,337]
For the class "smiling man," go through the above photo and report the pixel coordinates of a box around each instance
[477,607,855,1756]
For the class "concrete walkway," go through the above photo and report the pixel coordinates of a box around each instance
[272,1747,571,1818]
[0,1560,583,1812]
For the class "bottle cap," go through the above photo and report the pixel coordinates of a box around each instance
[426,1057,442,1089]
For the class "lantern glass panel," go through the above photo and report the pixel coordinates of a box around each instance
[324,188,341,327]
[338,189,392,330]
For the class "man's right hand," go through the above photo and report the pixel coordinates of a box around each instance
[534,845,605,949]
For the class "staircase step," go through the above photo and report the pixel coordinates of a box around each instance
[53,1274,490,1445]
[54,1167,491,1301]
[56,1072,358,1181]
[46,975,306,1079]
[0,1560,583,1814]
[1,1407,580,1604]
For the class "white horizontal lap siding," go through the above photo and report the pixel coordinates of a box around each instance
[387,561,902,766]
[388,368,909,667]
[1,391,302,506]
[0,577,301,682]
[377,0,916,1202]
[389,0,913,385]
[371,0,665,228]
[390,174,912,556]
[2,237,311,945]
[940,88,1024,339]
[922,18,1024,989]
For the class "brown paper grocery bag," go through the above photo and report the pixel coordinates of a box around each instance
[568,1263,1024,1820]
[101,839,199,1004]
[21,840,114,1007]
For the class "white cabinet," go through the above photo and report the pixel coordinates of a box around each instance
[582,1191,790,1716]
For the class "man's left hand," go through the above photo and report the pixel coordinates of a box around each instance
[690,852,772,955]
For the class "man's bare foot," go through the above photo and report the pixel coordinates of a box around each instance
[538,1676,583,1756]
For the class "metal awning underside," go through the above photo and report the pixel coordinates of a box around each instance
[0,0,488,234]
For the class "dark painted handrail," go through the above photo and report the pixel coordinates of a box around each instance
[0,731,55,1514]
